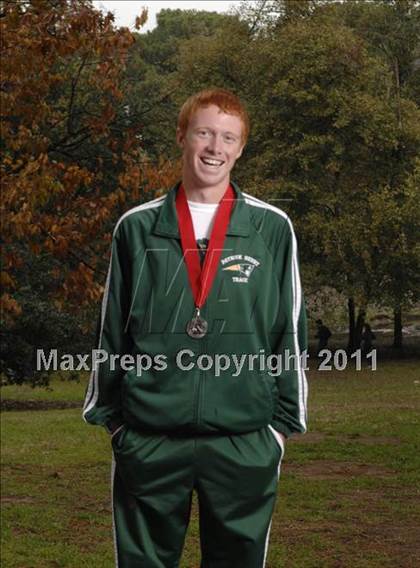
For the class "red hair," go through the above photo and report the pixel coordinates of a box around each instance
[177,88,250,145]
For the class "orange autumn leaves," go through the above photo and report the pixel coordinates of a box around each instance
[1,0,179,323]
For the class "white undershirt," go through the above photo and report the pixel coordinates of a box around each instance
[187,200,219,240]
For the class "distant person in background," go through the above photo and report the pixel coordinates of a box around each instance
[315,319,332,355]
[361,323,376,354]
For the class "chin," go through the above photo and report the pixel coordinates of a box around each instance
[194,174,220,186]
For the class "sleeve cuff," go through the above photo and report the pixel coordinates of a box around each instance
[270,420,292,439]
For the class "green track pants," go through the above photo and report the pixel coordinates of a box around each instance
[111,425,284,568]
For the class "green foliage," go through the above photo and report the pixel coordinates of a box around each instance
[171,3,420,318]
[139,9,235,73]
[122,9,241,160]
[368,159,420,308]
[1,248,95,384]
[330,0,420,102]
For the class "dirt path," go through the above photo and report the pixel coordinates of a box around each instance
[1,399,82,411]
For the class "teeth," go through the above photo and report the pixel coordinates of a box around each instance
[201,157,223,166]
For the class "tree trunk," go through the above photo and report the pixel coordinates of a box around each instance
[355,309,366,350]
[348,298,367,352]
[393,306,403,348]
[347,297,356,352]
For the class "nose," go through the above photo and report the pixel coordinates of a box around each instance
[206,134,223,155]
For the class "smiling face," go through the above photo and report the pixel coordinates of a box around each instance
[177,104,244,202]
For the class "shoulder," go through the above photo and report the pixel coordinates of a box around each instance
[242,191,295,238]
[113,193,166,238]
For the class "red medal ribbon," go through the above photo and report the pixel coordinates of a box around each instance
[176,184,235,310]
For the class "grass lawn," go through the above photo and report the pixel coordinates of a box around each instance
[1,361,420,567]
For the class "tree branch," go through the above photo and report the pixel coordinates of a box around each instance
[67,54,89,136]
[42,227,107,277]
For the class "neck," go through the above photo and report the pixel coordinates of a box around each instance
[182,181,229,204]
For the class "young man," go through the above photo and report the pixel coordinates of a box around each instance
[83,89,308,567]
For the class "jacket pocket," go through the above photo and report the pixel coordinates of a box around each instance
[111,425,129,451]
[201,371,274,433]
[267,424,285,458]
[120,366,195,431]
[112,429,167,496]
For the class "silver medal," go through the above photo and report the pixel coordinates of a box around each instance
[186,309,208,339]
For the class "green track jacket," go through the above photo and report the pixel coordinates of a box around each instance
[83,183,308,438]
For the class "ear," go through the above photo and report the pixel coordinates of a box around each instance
[176,127,185,148]
[236,144,244,160]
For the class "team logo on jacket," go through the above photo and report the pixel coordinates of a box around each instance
[221,254,260,283]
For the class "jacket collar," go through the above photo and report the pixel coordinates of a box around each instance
[152,181,250,238]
